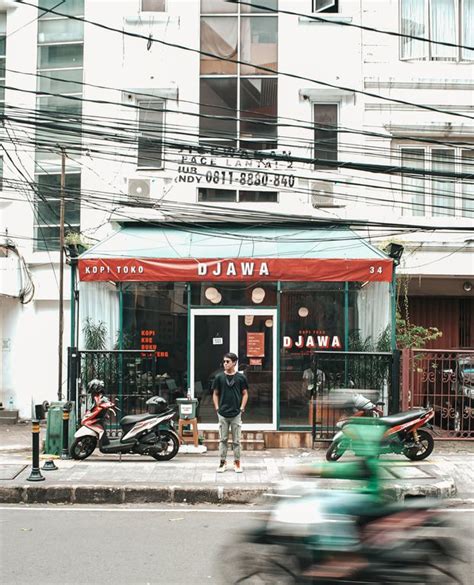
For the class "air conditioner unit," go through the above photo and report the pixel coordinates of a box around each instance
[310,180,338,208]
[127,178,152,200]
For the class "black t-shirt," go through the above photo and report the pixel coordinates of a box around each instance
[212,371,248,418]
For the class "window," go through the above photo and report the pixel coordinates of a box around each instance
[141,0,166,11]
[313,0,339,12]
[400,0,474,61]
[0,13,6,117]
[34,173,81,252]
[137,101,164,168]
[200,1,278,150]
[400,146,474,217]
[198,188,278,202]
[314,104,338,169]
[0,156,3,191]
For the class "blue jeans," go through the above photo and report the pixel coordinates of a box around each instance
[218,412,242,461]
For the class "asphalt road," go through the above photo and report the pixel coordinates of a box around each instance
[0,504,472,585]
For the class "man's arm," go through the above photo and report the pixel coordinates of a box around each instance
[240,388,248,412]
[212,390,220,412]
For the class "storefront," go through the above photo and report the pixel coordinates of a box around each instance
[76,224,394,430]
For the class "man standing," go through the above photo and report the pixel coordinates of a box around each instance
[212,352,248,473]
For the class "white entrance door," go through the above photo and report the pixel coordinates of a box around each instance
[190,308,277,430]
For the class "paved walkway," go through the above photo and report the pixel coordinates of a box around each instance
[0,424,472,504]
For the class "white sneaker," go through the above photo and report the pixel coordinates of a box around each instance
[234,461,243,473]
[217,461,227,473]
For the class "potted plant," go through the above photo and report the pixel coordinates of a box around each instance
[65,231,90,258]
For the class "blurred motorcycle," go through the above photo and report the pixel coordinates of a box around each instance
[220,420,462,585]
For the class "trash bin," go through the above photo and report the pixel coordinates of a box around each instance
[176,398,198,420]
[45,401,76,456]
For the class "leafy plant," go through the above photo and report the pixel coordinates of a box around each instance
[82,318,108,350]
[395,314,442,349]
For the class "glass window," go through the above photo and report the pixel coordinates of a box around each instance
[122,283,189,403]
[198,188,237,202]
[401,148,425,216]
[240,78,277,145]
[191,283,277,306]
[141,0,166,10]
[35,173,81,251]
[432,149,455,216]
[38,69,83,94]
[241,0,278,12]
[400,0,427,59]
[314,104,338,169]
[38,18,84,43]
[38,0,84,18]
[430,0,457,60]
[38,43,83,69]
[0,156,3,191]
[200,17,238,74]
[240,16,277,74]
[462,0,474,60]
[199,78,237,146]
[239,190,277,202]
[201,0,238,13]
[462,150,474,218]
[137,101,164,169]
[313,0,338,12]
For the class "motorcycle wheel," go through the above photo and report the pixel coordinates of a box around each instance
[326,440,347,461]
[151,430,179,461]
[403,429,434,461]
[70,436,97,460]
[219,543,299,585]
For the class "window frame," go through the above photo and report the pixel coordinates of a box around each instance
[137,99,165,170]
[199,3,278,151]
[198,188,279,203]
[313,102,339,170]
[398,144,474,218]
[399,0,473,62]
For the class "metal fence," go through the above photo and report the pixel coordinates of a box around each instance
[311,350,396,442]
[401,349,474,439]
[68,348,179,436]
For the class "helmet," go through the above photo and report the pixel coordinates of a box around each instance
[87,379,104,394]
[146,395,168,414]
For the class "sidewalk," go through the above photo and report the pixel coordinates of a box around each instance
[0,424,472,505]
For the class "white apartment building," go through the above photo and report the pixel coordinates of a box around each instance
[0,0,472,418]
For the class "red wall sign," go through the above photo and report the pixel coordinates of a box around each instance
[247,332,265,358]
[79,258,393,283]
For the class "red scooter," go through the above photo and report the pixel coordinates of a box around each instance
[327,395,435,461]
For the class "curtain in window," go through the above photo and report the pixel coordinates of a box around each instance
[356,283,390,349]
[430,0,457,60]
[79,282,120,350]
[401,149,425,216]
[200,17,238,74]
[462,0,474,60]
[432,149,455,216]
[400,0,427,59]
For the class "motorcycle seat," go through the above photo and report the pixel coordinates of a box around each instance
[380,409,427,426]
[120,413,158,426]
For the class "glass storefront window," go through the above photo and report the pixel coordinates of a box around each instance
[122,283,189,402]
[191,282,277,306]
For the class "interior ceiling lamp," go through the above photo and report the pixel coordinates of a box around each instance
[265,319,273,328]
[298,307,309,318]
[463,281,473,292]
[383,242,404,266]
[251,287,266,304]
[244,314,254,326]
[205,287,221,304]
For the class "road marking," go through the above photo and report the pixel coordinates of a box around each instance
[1,506,474,513]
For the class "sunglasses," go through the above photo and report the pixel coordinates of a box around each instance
[223,359,233,364]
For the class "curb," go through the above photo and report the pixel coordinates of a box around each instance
[0,477,456,505]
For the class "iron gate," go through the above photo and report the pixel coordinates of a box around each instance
[401,349,474,439]
[311,351,397,442]
[68,348,179,435]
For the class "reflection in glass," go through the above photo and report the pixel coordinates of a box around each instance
[401,148,425,216]
[314,104,338,169]
[240,78,277,144]
[200,78,237,144]
[137,101,164,169]
[198,189,237,202]
[38,19,84,43]
[201,0,238,13]
[432,149,455,217]
[200,17,238,74]
[38,69,83,95]
[241,0,278,12]
[38,44,84,69]
[240,16,277,74]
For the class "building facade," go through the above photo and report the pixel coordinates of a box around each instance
[0,0,472,418]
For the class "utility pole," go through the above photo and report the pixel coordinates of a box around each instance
[58,148,66,401]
